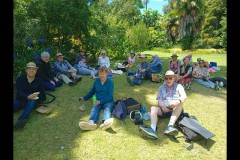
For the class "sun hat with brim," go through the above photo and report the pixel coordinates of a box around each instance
[171,53,178,57]
[25,62,38,69]
[56,53,64,57]
[139,54,147,58]
[164,70,177,80]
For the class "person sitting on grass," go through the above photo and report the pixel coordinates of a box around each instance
[126,54,150,86]
[181,53,195,68]
[149,54,162,75]
[36,51,63,91]
[123,52,137,68]
[197,58,210,68]
[13,62,46,130]
[53,53,82,86]
[177,56,193,89]
[192,59,220,90]
[78,66,115,131]
[75,49,87,65]
[168,53,181,74]
[74,56,98,79]
[139,70,187,139]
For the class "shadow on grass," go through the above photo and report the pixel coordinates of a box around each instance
[13,52,226,159]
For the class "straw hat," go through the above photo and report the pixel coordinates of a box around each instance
[164,70,177,80]
[139,54,147,58]
[56,53,64,57]
[171,53,178,57]
[25,62,38,69]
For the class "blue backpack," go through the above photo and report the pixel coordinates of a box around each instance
[112,100,127,120]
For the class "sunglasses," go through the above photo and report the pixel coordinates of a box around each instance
[165,77,173,80]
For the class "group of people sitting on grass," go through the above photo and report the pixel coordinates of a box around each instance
[13,50,225,140]
[126,52,224,91]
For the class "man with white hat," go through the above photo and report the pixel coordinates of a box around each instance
[139,70,187,139]
[13,62,46,130]
[126,54,150,85]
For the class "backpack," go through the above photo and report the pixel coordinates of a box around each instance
[176,117,215,150]
[112,97,141,120]
[112,99,127,120]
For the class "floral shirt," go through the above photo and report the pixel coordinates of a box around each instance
[193,66,210,78]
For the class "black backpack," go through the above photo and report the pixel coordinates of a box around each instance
[176,116,215,150]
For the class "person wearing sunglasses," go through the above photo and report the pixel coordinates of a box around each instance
[78,66,115,131]
[139,70,187,139]
[192,60,220,90]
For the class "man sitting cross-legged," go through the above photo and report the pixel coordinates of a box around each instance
[139,70,187,139]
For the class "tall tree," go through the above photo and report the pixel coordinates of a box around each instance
[200,0,226,48]
[163,0,204,50]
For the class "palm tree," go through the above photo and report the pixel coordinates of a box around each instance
[142,0,149,10]
[164,0,204,49]
[142,0,149,27]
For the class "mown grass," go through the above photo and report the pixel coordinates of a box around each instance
[13,50,226,160]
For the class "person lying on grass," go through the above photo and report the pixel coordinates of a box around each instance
[139,70,187,139]
[78,66,115,131]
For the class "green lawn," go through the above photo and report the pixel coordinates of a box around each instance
[13,51,226,160]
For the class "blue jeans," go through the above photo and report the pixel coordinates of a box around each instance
[13,99,39,120]
[77,67,98,77]
[43,80,63,91]
[89,102,114,123]
[193,78,215,88]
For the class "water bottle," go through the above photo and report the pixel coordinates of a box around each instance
[141,105,146,113]
[92,95,96,107]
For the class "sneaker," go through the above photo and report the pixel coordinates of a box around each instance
[215,81,220,91]
[14,119,27,130]
[79,121,97,131]
[181,81,185,88]
[68,82,76,86]
[139,126,158,139]
[188,80,192,89]
[163,125,178,136]
[74,77,82,83]
[219,81,224,88]
[100,118,114,130]
[127,76,135,86]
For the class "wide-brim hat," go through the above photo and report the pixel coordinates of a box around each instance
[139,54,147,58]
[171,53,178,57]
[56,53,64,57]
[164,70,177,80]
[25,62,38,69]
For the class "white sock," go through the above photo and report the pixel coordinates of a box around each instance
[151,124,157,132]
[89,120,94,124]
[168,121,174,126]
